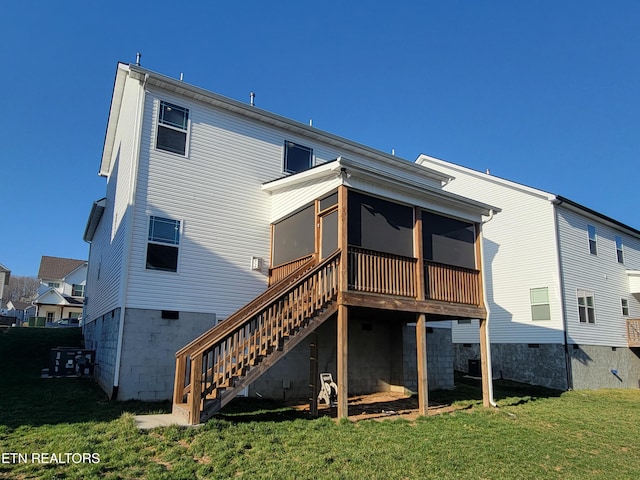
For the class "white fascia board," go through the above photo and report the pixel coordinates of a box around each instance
[416,154,557,203]
[340,157,499,217]
[264,156,498,218]
[83,198,106,242]
[100,63,130,177]
[261,160,341,193]
[627,271,640,294]
[34,288,64,304]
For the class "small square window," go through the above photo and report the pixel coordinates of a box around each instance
[615,236,624,264]
[530,287,551,321]
[157,101,189,155]
[621,298,629,316]
[284,141,313,174]
[587,225,597,255]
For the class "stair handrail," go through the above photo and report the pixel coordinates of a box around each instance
[176,250,339,358]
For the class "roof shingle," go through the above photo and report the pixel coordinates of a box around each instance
[37,256,86,281]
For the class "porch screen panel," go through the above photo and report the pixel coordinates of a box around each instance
[320,210,338,259]
[348,191,413,257]
[272,205,315,266]
[422,211,476,269]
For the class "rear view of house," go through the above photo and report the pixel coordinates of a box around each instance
[83,63,500,422]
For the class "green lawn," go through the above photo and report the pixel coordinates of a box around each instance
[1,328,639,479]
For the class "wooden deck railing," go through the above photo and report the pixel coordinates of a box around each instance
[174,250,340,424]
[269,254,315,286]
[627,319,640,348]
[348,247,417,297]
[424,260,481,305]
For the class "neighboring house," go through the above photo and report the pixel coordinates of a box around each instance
[0,263,10,304]
[33,256,87,322]
[417,155,640,391]
[6,300,36,324]
[83,62,499,423]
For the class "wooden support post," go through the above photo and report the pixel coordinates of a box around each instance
[173,355,186,406]
[337,304,348,419]
[337,185,348,295]
[336,184,349,419]
[189,354,203,425]
[416,313,428,415]
[475,222,491,407]
[309,331,319,417]
[413,207,429,415]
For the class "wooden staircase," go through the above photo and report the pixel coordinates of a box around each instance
[172,250,341,424]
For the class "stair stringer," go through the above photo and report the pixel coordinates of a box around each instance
[200,302,338,423]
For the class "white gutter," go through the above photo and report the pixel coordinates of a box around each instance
[479,211,498,407]
[112,72,147,398]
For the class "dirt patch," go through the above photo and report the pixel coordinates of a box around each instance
[289,392,460,422]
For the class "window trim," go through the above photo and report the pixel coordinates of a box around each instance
[615,235,624,264]
[283,140,313,174]
[587,225,597,255]
[155,100,190,156]
[621,298,629,316]
[71,284,85,297]
[577,289,596,324]
[530,287,551,321]
[145,215,182,273]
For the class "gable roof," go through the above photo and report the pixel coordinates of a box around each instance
[37,256,87,281]
[417,154,640,240]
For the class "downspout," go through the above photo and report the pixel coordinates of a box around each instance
[480,210,498,407]
[552,198,573,390]
[112,72,148,399]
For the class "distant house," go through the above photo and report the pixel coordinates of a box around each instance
[6,300,36,324]
[417,155,640,391]
[33,256,87,322]
[0,263,10,304]
[83,62,498,423]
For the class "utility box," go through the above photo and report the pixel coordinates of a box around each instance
[49,348,95,377]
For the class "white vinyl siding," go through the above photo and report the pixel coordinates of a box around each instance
[556,206,640,347]
[419,160,564,345]
[84,76,143,322]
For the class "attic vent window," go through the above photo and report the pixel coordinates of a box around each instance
[156,101,189,155]
[284,141,313,174]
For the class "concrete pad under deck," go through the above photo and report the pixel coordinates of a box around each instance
[134,413,201,430]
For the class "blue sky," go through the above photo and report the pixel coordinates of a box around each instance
[1,1,638,276]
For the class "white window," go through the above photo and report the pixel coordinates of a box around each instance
[156,101,189,155]
[146,216,181,272]
[621,298,629,316]
[615,236,624,264]
[284,141,313,174]
[71,284,85,297]
[530,287,551,321]
[48,282,60,288]
[587,225,597,255]
[46,312,54,321]
[577,289,595,324]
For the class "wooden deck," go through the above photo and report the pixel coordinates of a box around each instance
[628,319,640,348]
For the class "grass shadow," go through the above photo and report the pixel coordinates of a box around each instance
[0,328,170,429]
